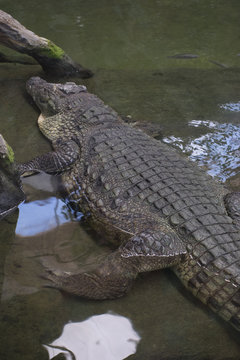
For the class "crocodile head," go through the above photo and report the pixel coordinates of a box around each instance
[26,77,87,117]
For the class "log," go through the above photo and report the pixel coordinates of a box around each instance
[0,51,37,65]
[0,10,93,78]
[0,134,14,163]
[0,134,25,219]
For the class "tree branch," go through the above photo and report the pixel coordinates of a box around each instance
[0,10,93,78]
[0,51,37,65]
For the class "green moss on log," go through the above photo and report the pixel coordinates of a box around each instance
[0,134,15,165]
[6,143,14,163]
[39,40,65,59]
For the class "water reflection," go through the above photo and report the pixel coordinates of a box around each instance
[43,313,141,360]
[163,120,240,181]
[16,197,71,236]
[220,102,240,112]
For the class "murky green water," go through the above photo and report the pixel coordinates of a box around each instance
[0,0,240,359]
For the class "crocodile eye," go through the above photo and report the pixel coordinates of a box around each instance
[39,98,47,103]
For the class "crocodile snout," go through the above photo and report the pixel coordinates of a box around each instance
[26,77,46,94]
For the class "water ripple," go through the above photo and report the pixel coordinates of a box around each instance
[163,120,240,181]
[219,102,240,112]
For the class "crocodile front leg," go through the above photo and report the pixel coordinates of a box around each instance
[18,139,80,175]
[42,229,186,299]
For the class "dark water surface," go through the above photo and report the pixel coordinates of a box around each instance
[0,0,240,359]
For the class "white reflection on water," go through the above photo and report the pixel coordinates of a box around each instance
[163,120,240,181]
[220,101,240,112]
[43,313,141,360]
[16,197,70,236]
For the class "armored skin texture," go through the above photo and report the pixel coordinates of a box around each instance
[20,77,240,331]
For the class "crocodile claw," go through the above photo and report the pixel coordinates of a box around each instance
[39,258,71,289]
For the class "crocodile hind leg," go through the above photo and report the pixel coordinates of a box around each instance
[42,229,187,300]
[42,250,138,300]
[18,139,80,175]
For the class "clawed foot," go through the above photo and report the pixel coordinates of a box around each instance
[39,258,72,289]
[38,253,137,300]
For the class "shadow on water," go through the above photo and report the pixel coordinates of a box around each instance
[0,0,240,359]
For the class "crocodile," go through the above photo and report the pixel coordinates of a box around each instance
[20,76,240,331]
